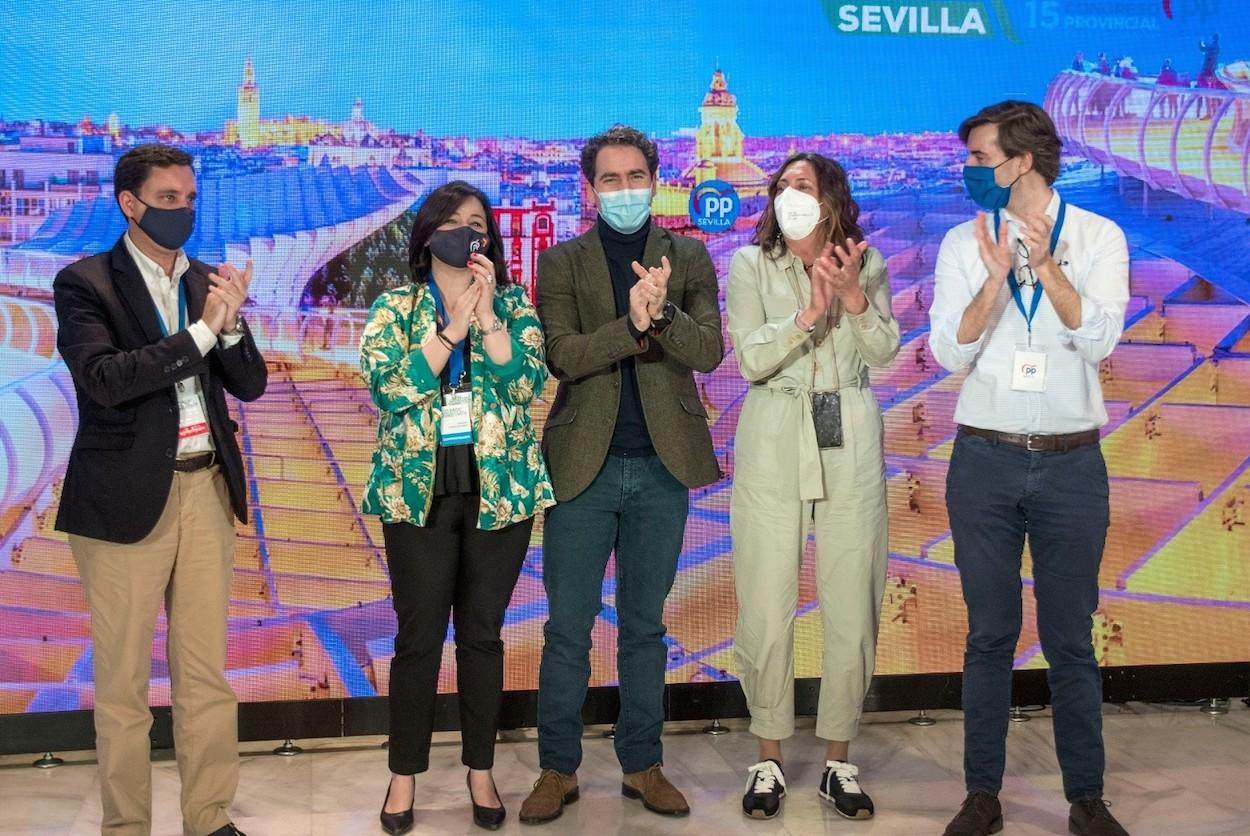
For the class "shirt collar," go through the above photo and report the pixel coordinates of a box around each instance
[1000,188,1062,227]
[123,230,189,289]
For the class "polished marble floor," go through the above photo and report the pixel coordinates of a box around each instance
[2,702,1248,835]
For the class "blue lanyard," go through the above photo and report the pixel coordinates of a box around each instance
[153,280,186,338]
[425,279,467,385]
[994,197,1066,339]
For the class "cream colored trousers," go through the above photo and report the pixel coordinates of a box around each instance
[731,385,889,741]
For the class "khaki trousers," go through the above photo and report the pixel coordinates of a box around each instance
[70,466,238,836]
[731,386,889,741]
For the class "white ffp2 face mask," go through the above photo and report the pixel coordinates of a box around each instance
[774,186,824,240]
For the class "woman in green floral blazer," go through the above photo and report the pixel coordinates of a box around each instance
[360,181,554,833]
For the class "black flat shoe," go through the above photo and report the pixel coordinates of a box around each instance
[466,771,506,831]
[206,825,247,836]
[380,775,414,835]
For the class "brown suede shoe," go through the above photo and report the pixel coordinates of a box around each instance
[621,764,690,816]
[519,769,579,824]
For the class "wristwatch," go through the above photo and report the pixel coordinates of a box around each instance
[221,314,244,336]
[651,301,676,332]
[484,316,506,334]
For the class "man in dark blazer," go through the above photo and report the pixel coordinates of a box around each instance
[521,125,723,824]
[53,144,266,836]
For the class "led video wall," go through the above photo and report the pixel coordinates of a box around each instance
[1,0,1248,714]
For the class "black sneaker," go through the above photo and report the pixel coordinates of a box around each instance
[943,791,1003,836]
[742,759,786,819]
[1069,797,1129,836]
[818,760,874,819]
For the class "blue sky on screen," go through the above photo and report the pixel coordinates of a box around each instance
[1,0,1243,137]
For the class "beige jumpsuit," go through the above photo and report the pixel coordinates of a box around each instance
[727,244,900,741]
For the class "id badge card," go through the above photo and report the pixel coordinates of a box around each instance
[439,385,474,446]
[175,379,211,440]
[1011,346,1047,392]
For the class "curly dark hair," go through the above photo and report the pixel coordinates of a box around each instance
[753,152,865,256]
[113,143,193,204]
[579,124,659,184]
[407,181,511,284]
[958,100,1061,185]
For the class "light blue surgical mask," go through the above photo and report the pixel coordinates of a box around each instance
[596,187,652,234]
[962,158,1019,211]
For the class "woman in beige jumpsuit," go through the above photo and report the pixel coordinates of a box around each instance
[728,153,899,820]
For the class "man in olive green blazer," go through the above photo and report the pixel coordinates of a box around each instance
[521,125,723,824]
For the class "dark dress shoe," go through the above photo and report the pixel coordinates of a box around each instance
[467,771,506,831]
[380,777,414,835]
[944,791,1003,835]
[207,825,247,836]
[1069,797,1130,836]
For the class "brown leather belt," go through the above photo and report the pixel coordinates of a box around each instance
[173,451,216,472]
[958,425,1100,453]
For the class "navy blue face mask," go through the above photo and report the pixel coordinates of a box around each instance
[428,225,490,268]
[962,158,1019,211]
[132,196,195,250]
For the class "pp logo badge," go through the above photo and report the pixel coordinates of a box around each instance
[1011,349,1047,392]
[690,179,740,232]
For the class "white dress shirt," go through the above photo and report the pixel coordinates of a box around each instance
[928,189,1129,434]
[123,233,242,456]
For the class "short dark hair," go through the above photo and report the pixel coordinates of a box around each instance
[579,124,659,183]
[113,143,194,203]
[407,181,511,284]
[958,100,1062,185]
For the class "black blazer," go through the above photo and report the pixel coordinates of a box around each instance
[52,236,268,544]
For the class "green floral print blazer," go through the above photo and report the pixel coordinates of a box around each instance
[359,281,556,529]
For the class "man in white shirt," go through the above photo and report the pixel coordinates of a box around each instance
[53,144,267,836]
[929,101,1130,836]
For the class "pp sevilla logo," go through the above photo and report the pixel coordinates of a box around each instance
[690,180,741,232]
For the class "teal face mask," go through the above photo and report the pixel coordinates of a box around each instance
[962,158,1017,211]
[596,187,652,234]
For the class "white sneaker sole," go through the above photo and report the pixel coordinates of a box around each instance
[818,788,874,820]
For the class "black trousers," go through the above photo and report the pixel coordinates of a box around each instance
[383,494,533,774]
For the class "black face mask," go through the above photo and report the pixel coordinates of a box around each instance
[428,226,490,268]
[132,197,195,250]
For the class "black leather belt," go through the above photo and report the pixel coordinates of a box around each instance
[958,425,1100,453]
[173,451,216,472]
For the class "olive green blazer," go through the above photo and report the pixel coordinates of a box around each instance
[536,224,725,501]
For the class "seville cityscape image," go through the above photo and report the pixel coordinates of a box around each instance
[2,2,1249,714]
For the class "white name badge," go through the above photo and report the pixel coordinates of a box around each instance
[1011,348,1047,392]
[439,388,474,446]
[175,380,211,440]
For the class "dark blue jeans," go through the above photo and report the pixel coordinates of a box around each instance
[537,454,689,775]
[946,430,1109,802]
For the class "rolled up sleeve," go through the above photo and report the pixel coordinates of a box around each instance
[727,249,811,383]
[845,251,901,368]
[1057,223,1129,364]
[928,229,984,373]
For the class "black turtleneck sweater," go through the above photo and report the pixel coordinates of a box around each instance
[597,216,655,456]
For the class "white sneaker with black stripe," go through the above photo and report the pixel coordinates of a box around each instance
[819,760,874,819]
[741,759,786,819]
